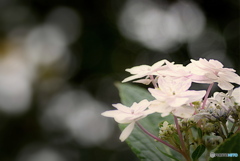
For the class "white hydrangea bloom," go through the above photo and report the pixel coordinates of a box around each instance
[101,99,153,141]
[187,58,240,90]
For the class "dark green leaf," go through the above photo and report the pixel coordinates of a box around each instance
[192,145,206,161]
[210,132,240,161]
[156,147,181,161]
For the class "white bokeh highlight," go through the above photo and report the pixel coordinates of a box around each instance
[118,0,206,52]
[40,90,114,147]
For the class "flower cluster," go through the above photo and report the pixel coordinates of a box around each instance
[102,58,240,141]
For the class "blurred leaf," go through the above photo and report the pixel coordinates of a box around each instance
[191,145,205,161]
[210,132,240,161]
[116,83,183,161]
[156,147,181,161]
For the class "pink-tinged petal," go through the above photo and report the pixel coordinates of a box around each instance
[114,113,133,123]
[161,112,171,117]
[132,99,151,113]
[129,114,147,121]
[101,110,122,118]
[218,79,234,90]
[172,105,195,118]
[148,88,166,101]
[189,74,214,84]
[186,63,202,74]
[174,78,192,93]
[209,59,223,68]
[143,109,156,116]
[133,79,152,85]
[205,73,218,80]
[125,65,150,74]
[149,100,172,114]
[218,71,240,84]
[181,90,206,103]
[122,74,144,83]
[112,103,130,113]
[167,97,189,107]
[151,59,166,71]
[119,122,135,142]
[199,58,214,69]
[157,76,173,93]
[223,68,235,72]
[191,59,207,69]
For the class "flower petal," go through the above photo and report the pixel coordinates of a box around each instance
[172,105,195,118]
[101,110,121,118]
[131,99,150,113]
[218,79,234,90]
[133,79,152,85]
[181,90,206,103]
[122,74,144,83]
[112,103,130,113]
[149,100,170,113]
[119,122,135,142]
[232,87,240,104]
[167,97,189,107]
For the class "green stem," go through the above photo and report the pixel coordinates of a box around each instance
[218,123,226,140]
[222,122,229,136]
[230,122,236,133]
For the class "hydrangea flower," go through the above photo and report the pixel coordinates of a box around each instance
[187,58,240,90]
[148,76,206,118]
[101,99,153,141]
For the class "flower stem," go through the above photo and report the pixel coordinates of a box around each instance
[174,116,186,153]
[201,83,214,109]
[136,122,181,153]
[174,116,192,161]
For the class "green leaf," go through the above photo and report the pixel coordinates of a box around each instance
[156,147,181,161]
[116,83,183,161]
[210,132,240,161]
[191,145,205,161]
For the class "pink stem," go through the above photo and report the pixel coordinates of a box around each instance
[201,83,214,109]
[174,116,187,154]
[136,122,181,153]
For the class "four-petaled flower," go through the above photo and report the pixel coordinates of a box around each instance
[187,58,240,90]
[148,76,206,118]
[101,99,153,141]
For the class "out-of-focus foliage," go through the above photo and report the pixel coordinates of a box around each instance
[0,0,239,161]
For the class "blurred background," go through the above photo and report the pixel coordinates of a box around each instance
[0,0,239,161]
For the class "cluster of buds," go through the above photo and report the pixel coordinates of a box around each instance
[159,121,177,139]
